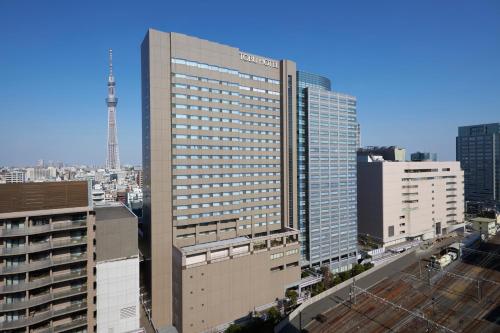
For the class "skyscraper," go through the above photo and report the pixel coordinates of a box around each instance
[141,30,299,333]
[106,49,120,170]
[296,71,359,271]
[456,123,500,211]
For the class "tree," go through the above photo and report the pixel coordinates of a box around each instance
[266,306,282,326]
[332,275,342,286]
[286,289,298,306]
[363,262,374,270]
[352,264,365,276]
[339,271,351,282]
[320,265,334,289]
[225,324,244,333]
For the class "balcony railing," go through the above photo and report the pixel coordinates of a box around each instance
[0,220,87,237]
[0,302,87,330]
[0,286,87,312]
[37,317,87,333]
[0,237,87,256]
[0,254,87,275]
[0,269,87,293]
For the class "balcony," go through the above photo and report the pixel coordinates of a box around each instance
[1,239,86,257]
[0,269,87,293]
[0,237,87,256]
[37,318,87,333]
[0,286,87,312]
[0,220,87,237]
[0,254,87,275]
[0,302,87,330]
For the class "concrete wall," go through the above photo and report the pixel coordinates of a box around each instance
[96,257,140,333]
[177,245,300,333]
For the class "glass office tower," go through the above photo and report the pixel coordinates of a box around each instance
[457,123,500,211]
[297,71,359,271]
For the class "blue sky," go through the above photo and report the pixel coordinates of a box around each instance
[1,0,499,166]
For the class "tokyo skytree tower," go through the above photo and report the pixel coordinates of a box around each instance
[106,49,120,170]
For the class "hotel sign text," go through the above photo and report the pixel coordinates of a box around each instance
[240,52,278,68]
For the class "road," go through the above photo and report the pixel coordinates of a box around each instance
[281,251,420,333]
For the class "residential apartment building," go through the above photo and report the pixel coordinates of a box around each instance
[296,72,358,272]
[5,171,26,184]
[456,123,500,211]
[0,181,95,332]
[357,159,464,247]
[141,30,300,333]
[0,181,140,333]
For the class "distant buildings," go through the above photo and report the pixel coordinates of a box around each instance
[296,71,358,271]
[456,123,500,211]
[358,146,406,162]
[0,181,140,332]
[411,151,437,162]
[5,170,26,183]
[357,154,464,247]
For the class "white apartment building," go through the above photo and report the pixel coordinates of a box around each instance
[358,159,464,247]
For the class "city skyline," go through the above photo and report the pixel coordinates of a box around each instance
[1,0,500,166]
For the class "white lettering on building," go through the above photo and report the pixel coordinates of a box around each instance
[240,52,279,68]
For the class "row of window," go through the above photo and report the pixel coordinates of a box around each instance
[174,102,280,113]
[171,58,280,84]
[176,205,281,221]
[175,171,279,179]
[173,134,279,144]
[176,198,279,211]
[174,180,280,191]
[173,124,279,136]
[270,248,299,260]
[173,82,280,99]
[174,164,280,171]
[173,109,280,121]
[173,114,279,129]
[174,154,279,161]
[174,145,279,153]
[175,188,280,201]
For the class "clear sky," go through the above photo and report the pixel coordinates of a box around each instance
[1,0,499,166]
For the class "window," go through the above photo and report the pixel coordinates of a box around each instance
[388,226,395,237]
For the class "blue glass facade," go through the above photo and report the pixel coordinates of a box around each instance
[457,123,500,210]
[297,71,358,271]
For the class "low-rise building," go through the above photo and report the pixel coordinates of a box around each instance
[470,217,497,238]
[357,159,465,247]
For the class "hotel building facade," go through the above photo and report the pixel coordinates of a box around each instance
[141,30,300,333]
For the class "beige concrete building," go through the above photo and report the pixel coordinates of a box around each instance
[358,160,465,247]
[0,182,141,333]
[141,30,300,333]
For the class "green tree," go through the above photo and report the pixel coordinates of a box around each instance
[332,275,342,286]
[286,289,298,306]
[363,262,374,270]
[339,271,351,282]
[266,306,282,326]
[225,323,244,333]
[352,264,365,276]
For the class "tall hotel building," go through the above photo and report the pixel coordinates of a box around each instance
[296,72,359,271]
[141,30,300,333]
